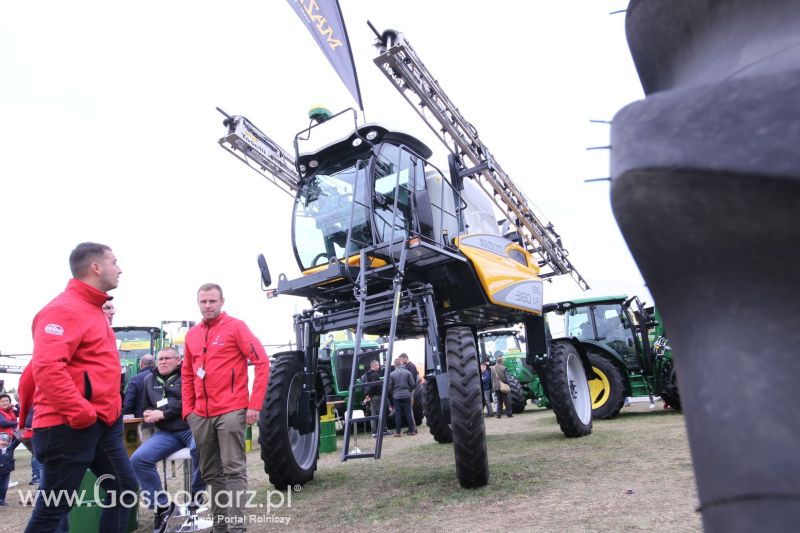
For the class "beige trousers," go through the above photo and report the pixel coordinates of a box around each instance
[188,409,248,533]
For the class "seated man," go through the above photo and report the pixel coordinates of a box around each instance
[130,347,205,532]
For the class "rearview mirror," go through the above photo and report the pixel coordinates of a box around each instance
[257,254,272,287]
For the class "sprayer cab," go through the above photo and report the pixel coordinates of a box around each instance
[279,112,475,300]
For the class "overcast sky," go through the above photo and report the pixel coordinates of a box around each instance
[0,1,646,376]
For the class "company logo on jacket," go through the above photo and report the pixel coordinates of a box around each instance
[44,324,64,336]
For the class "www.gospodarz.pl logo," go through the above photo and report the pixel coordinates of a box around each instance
[19,474,294,516]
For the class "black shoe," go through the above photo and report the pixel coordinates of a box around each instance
[29,478,39,485]
[153,502,177,533]
[0,501,8,507]
[496,415,501,419]
[507,414,513,418]
[187,492,206,513]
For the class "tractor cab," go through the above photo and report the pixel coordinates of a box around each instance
[551,295,658,371]
[113,326,163,390]
[478,329,525,365]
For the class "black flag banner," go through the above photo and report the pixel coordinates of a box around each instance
[287,0,364,110]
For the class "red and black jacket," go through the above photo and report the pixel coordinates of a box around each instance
[182,312,269,418]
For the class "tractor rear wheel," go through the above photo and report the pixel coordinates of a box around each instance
[412,382,424,426]
[660,361,682,410]
[423,377,452,443]
[445,327,489,488]
[545,341,593,437]
[587,351,626,419]
[508,374,527,413]
[259,352,319,489]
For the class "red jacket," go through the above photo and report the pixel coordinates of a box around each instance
[31,279,121,429]
[17,365,34,440]
[182,312,269,418]
[0,407,16,438]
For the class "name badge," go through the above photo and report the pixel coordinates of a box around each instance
[197,367,206,379]
[156,398,168,408]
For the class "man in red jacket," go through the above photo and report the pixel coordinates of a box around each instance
[25,242,138,533]
[183,283,269,532]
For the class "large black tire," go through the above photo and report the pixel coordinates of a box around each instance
[318,362,337,402]
[508,374,527,413]
[587,351,627,419]
[545,341,592,438]
[317,361,345,424]
[445,327,489,488]
[660,361,682,410]
[259,352,319,489]
[423,377,452,443]
[412,382,424,426]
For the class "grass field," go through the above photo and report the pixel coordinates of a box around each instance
[2,401,701,532]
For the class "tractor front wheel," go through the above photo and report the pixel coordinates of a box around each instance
[259,352,319,489]
[587,352,626,419]
[545,341,593,438]
[660,361,682,410]
[445,327,489,488]
[508,374,527,413]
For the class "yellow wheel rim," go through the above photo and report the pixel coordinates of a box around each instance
[588,366,610,409]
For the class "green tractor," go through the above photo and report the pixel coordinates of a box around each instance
[478,329,549,413]
[114,325,162,390]
[114,320,195,392]
[318,330,424,426]
[547,295,680,419]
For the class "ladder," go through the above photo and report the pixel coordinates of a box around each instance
[341,245,408,460]
[371,26,590,291]
[216,107,301,196]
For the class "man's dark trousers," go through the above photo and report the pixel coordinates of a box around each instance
[26,417,138,533]
[393,398,416,434]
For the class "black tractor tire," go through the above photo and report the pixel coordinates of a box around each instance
[545,341,593,438]
[317,362,345,424]
[587,351,627,419]
[423,377,452,443]
[508,374,527,413]
[259,352,319,489]
[660,362,682,410]
[445,327,489,488]
[412,382,425,426]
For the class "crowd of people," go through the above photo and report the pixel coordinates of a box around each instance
[3,242,270,533]
[1,240,478,531]
[360,353,421,437]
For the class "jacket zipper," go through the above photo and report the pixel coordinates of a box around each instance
[231,368,235,394]
[202,325,210,417]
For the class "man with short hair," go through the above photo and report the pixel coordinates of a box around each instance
[360,360,387,437]
[102,298,116,325]
[123,353,156,419]
[398,353,419,384]
[388,358,417,436]
[25,242,138,533]
[183,283,269,532]
[131,347,204,532]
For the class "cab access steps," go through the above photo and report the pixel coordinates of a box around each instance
[340,246,408,460]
